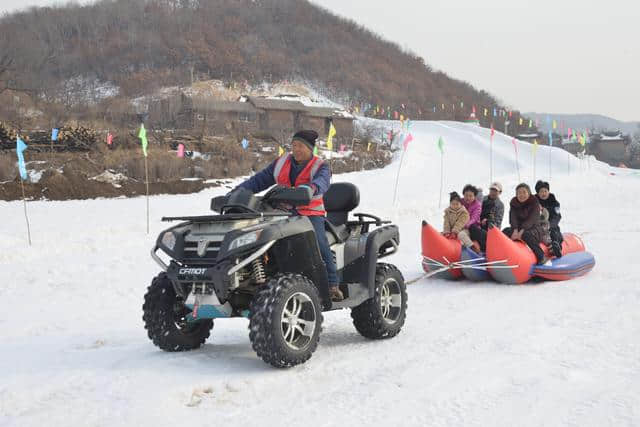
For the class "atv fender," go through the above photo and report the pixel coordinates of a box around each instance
[343,225,399,299]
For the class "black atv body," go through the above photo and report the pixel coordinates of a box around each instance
[144,183,406,367]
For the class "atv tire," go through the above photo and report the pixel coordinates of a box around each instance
[351,263,407,339]
[143,273,213,351]
[249,273,323,368]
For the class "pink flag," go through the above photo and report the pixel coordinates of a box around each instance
[568,128,572,138]
[339,144,346,153]
[106,133,113,145]
[403,134,413,150]
[512,138,518,152]
[491,124,495,137]
[177,143,185,158]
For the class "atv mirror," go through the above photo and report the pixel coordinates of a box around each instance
[210,195,227,212]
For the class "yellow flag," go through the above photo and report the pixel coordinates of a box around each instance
[552,120,557,130]
[367,142,371,151]
[278,146,284,156]
[327,123,336,151]
[484,108,488,116]
[533,139,539,154]
[519,117,523,125]
[400,114,404,122]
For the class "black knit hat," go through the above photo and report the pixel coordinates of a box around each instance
[449,191,461,203]
[535,180,550,193]
[292,130,318,152]
[516,183,532,195]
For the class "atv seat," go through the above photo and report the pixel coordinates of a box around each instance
[323,183,360,245]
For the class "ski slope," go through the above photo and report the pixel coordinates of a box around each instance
[1,121,639,427]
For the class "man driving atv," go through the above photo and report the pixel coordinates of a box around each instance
[235,130,344,302]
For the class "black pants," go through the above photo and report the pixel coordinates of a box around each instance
[502,227,544,263]
[550,226,563,244]
[469,225,487,252]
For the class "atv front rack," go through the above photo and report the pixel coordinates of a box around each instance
[162,212,292,222]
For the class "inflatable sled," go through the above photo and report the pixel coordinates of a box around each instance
[421,221,595,284]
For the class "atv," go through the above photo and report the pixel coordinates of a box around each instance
[143,182,406,368]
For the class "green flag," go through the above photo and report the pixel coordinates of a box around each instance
[138,124,148,157]
[437,136,444,153]
[313,146,318,156]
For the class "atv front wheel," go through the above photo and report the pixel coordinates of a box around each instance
[249,273,323,368]
[351,263,407,339]
[143,273,213,351]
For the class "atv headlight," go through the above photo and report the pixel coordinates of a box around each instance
[161,231,177,251]
[229,230,262,250]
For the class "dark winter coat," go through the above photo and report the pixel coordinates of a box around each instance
[481,196,504,229]
[509,195,544,243]
[536,193,561,228]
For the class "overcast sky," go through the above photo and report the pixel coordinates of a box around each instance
[2,0,638,121]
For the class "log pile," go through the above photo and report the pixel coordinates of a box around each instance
[0,125,98,152]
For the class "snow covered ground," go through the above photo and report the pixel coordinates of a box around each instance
[1,121,639,427]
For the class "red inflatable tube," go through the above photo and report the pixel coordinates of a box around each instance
[486,227,536,284]
[421,221,462,280]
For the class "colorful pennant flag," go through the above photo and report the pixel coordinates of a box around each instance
[107,133,113,145]
[327,123,336,151]
[16,136,28,180]
[177,143,185,158]
[51,128,59,141]
[138,124,148,157]
[403,134,413,151]
[241,138,249,150]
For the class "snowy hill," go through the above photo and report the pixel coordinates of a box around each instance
[1,120,639,427]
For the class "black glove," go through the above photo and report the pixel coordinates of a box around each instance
[263,185,289,200]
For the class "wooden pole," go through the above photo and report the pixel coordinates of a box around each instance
[20,177,32,246]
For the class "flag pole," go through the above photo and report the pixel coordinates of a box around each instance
[145,154,149,234]
[490,126,494,184]
[20,175,32,246]
[392,148,406,206]
[438,150,444,208]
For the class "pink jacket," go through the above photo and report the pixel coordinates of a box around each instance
[461,198,481,228]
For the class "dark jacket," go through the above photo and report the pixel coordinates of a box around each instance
[237,156,331,196]
[509,195,544,242]
[481,196,504,229]
[536,193,561,228]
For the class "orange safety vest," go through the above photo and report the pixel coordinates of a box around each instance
[273,154,326,216]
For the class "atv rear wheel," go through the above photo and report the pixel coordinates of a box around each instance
[351,263,407,339]
[143,273,213,351]
[249,273,323,368]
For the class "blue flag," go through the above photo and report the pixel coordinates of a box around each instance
[16,137,28,180]
[548,131,553,147]
[241,138,249,150]
[51,128,59,141]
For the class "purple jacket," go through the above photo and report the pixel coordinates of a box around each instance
[462,198,481,228]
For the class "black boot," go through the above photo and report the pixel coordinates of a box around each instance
[551,241,562,258]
